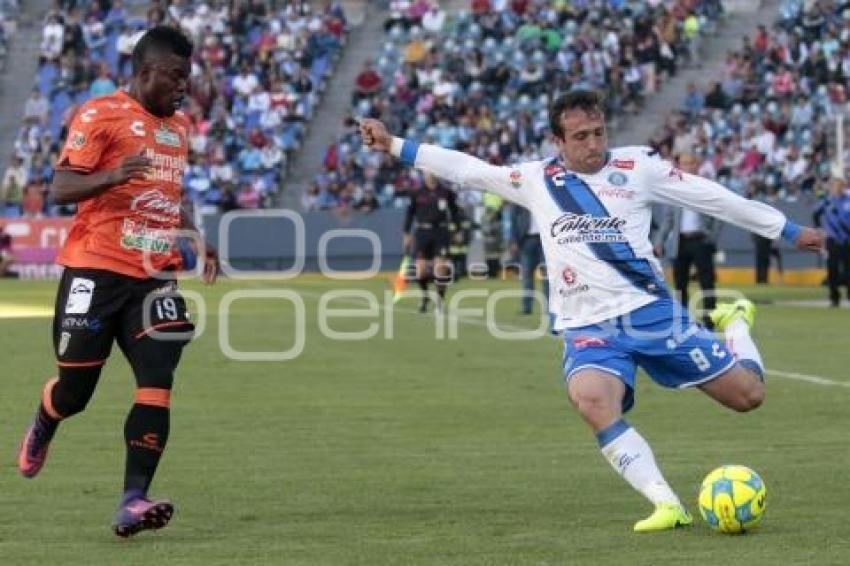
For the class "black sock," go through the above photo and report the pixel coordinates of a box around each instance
[34,404,59,442]
[417,277,429,292]
[124,403,169,496]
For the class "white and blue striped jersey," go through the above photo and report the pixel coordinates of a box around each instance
[391,139,797,329]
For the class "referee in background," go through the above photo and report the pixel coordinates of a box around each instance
[813,175,850,307]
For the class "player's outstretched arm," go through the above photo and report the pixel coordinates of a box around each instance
[51,155,152,204]
[647,158,825,253]
[359,118,528,206]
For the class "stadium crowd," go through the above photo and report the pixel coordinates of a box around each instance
[0,1,15,71]
[654,0,850,203]
[308,0,724,214]
[0,0,347,218]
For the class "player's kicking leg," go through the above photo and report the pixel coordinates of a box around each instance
[700,299,765,412]
[18,269,113,478]
[566,368,692,533]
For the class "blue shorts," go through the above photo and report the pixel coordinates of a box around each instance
[562,298,737,413]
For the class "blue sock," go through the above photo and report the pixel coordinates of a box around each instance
[595,418,630,448]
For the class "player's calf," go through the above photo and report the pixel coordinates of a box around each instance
[700,366,764,413]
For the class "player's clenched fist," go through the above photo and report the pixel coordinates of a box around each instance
[108,155,153,186]
[359,118,393,152]
[795,226,826,253]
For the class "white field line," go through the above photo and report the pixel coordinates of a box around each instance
[301,289,850,389]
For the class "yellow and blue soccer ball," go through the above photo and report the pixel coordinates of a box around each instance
[698,465,766,533]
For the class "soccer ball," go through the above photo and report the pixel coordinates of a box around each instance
[698,465,766,534]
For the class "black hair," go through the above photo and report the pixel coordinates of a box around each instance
[131,26,193,74]
[548,89,606,140]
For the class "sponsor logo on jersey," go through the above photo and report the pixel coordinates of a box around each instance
[120,218,174,254]
[596,187,635,199]
[130,188,181,222]
[154,123,181,147]
[142,148,186,185]
[509,169,522,188]
[611,159,634,170]
[573,336,608,349]
[550,213,628,244]
[65,277,95,314]
[559,267,590,297]
[607,172,628,186]
[61,316,103,332]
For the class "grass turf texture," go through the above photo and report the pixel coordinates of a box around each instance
[1,277,849,565]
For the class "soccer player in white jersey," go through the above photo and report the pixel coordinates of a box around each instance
[358,90,824,532]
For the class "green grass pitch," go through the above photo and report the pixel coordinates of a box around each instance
[1,277,849,565]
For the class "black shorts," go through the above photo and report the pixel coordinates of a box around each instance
[53,267,194,367]
[414,228,449,260]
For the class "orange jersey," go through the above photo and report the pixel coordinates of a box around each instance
[56,90,191,279]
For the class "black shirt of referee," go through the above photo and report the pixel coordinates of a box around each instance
[404,176,458,259]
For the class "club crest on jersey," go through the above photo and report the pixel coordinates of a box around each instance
[509,169,522,188]
[154,124,181,147]
[544,164,562,176]
[69,131,86,150]
[607,172,628,186]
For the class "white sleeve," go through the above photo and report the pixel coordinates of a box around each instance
[645,156,787,240]
[390,137,529,206]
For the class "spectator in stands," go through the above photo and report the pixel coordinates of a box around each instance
[353,60,382,103]
[21,181,45,218]
[355,187,380,212]
[233,63,260,98]
[24,88,49,125]
[41,12,64,62]
[1,155,26,215]
[422,4,446,35]
[682,82,705,118]
[683,9,701,66]
[0,222,14,277]
[237,182,262,209]
[89,63,116,97]
[704,81,729,110]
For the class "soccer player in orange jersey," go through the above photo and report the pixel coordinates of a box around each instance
[16,26,218,537]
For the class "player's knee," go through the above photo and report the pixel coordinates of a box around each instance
[569,387,619,422]
[51,367,101,417]
[731,382,764,413]
[52,379,96,417]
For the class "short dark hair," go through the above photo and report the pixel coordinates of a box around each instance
[549,89,606,140]
[131,26,193,74]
